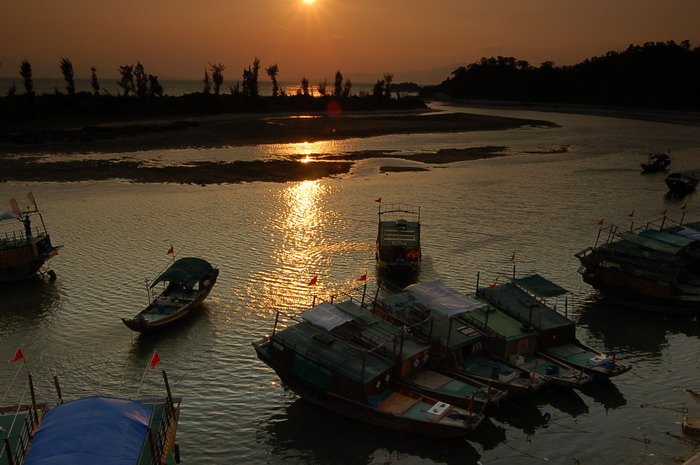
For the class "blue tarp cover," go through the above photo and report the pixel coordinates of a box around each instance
[24,395,152,465]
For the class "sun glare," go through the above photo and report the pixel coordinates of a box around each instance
[302,0,315,4]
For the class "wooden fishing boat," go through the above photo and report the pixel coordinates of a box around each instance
[665,171,699,195]
[376,203,422,280]
[478,274,630,379]
[122,257,219,332]
[575,217,700,315]
[24,370,181,465]
[253,310,484,438]
[640,152,670,173]
[372,282,549,396]
[300,298,505,409]
[0,193,61,282]
[0,373,48,465]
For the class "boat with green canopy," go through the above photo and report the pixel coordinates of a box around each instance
[122,257,219,332]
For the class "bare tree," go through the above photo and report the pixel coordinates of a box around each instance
[20,60,33,95]
[90,67,100,96]
[300,77,310,96]
[266,63,279,97]
[60,57,75,95]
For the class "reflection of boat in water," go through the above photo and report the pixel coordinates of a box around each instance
[665,171,699,195]
[376,203,421,280]
[253,303,485,438]
[122,257,219,332]
[576,216,700,316]
[478,274,629,380]
[0,193,62,282]
[373,282,549,396]
[23,370,181,465]
[640,152,671,173]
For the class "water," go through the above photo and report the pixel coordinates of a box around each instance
[2,103,700,464]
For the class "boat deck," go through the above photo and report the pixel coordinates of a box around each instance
[410,370,480,398]
[136,398,180,465]
[544,343,596,366]
[0,404,46,465]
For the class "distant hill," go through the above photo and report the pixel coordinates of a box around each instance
[346,64,462,86]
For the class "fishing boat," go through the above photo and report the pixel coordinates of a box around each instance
[640,152,671,173]
[300,297,505,409]
[122,257,219,332]
[23,370,181,465]
[253,308,484,438]
[575,216,700,315]
[0,373,48,465]
[376,203,421,280]
[665,171,699,195]
[372,282,549,396]
[478,274,628,380]
[0,193,62,282]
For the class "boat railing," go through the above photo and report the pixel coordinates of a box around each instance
[592,214,688,248]
[378,203,421,222]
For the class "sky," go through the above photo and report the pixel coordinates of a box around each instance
[2,0,699,84]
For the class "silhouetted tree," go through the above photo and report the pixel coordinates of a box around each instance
[134,62,149,98]
[7,84,17,97]
[202,69,211,94]
[266,64,279,97]
[60,57,75,95]
[316,78,328,97]
[383,73,393,99]
[209,63,226,95]
[333,70,343,97]
[372,79,384,99]
[300,77,310,96]
[117,65,135,97]
[20,60,33,95]
[342,79,352,98]
[90,67,100,96]
[148,74,163,97]
[242,57,261,98]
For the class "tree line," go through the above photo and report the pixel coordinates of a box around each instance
[1,56,423,123]
[422,40,700,110]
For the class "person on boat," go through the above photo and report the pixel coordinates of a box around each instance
[23,215,32,242]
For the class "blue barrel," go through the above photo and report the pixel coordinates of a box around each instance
[491,364,501,379]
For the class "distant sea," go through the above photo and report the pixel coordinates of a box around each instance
[0,77,378,97]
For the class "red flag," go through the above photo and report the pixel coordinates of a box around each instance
[487,383,492,399]
[8,347,24,363]
[375,197,382,203]
[489,277,499,289]
[681,205,687,211]
[467,392,475,411]
[167,246,174,255]
[510,252,516,262]
[307,275,318,286]
[9,198,21,215]
[530,360,539,382]
[150,351,161,369]
[661,209,667,216]
[627,210,634,218]
[597,218,605,226]
[357,274,367,282]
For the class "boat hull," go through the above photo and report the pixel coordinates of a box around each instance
[0,236,61,282]
[253,342,482,438]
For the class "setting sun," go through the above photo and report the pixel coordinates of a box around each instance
[302,0,315,4]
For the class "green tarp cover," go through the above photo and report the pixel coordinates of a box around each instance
[639,229,695,247]
[618,231,682,255]
[513,274,569,298]
[150,257,213,289]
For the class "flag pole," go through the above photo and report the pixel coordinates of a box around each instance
[136,349,157,396]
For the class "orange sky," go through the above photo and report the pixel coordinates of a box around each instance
[2,0,699,84]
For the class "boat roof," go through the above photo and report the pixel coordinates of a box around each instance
[618,231,684,255]
[150,257,214,289]
[405,281,486,317]
[378,291,484,351]
[274,323,394,383]
[24,396,152,465]
[479,281,574,332]
[465,305,536,342]
[512,274,569,298]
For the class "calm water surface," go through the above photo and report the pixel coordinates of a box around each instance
[2,103,700,464]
